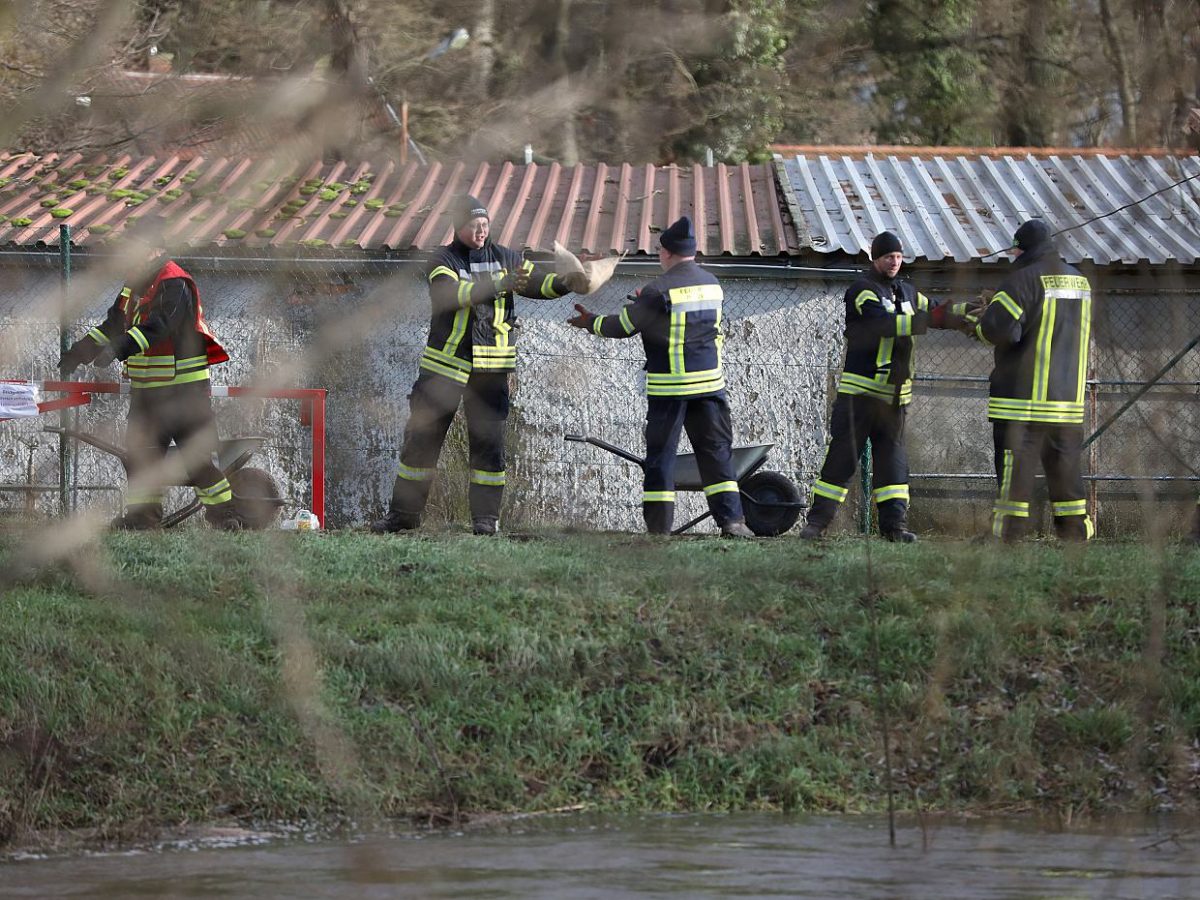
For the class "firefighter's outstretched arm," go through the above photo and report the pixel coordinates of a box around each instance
[846,288,929,341]
[514,259,585,299]
[567,291,648,339]
[58,287,133,375]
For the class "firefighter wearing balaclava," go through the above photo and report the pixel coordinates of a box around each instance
[800,231,929,542]
[931,218,1095,541]
[57,215,242,530]
[371,195,585,536]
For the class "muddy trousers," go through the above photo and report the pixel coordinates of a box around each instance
[991,420,1093,541]
[806,393,910,534]
[642,393,745,535]
[386,370,509,524]
[123,381,235,527]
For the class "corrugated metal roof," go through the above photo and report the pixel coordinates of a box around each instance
[0,152,797,258]
[777,148,1200,265]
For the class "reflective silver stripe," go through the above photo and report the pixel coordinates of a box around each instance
[128,327,150,351]
[813,480,848,502]
[397,463,434,481]
[87,327,110,345]
[871,484,909,503]
[470,469,506,486]
[642,491,676,503]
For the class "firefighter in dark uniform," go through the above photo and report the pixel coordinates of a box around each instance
[57,218,243,530]
[931,219,1094,541]
[800,231,928,542]
[567,216,754,538]
[372,195,585,535]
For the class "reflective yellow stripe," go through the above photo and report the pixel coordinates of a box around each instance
[540,274,560,297]
[916,292,929,311]
[703,480,739,496]
[872,484,910,503]
[987,397,1083,424]
[993,291,1022,320]
[125,491,160,505]
[666,283,723,309]
[592,315,606,335]
[646,368,723,384]
[876,336,893,371]
[1077,289,1092,406]
[429,265,459,282]
[619,308,635,335]
[456,281,473,308]
[130,369,210,389]
[853,290,878,314]
[1052,500,1088,516]
[642,491,676,503]
[87,327,110,345]
[470,469,506,486]
[646,375,725,397]
[813,480,848,503]
[1033,296,1057,402]
[397,463,434,481]
[128,327,150,352]
[196,478,233,505]
[422,346,471,371]
[419,357,470,383]
[442,307,470,357]
[837,372,912,404]
[895,315,913,337]
[492,295,509,347]
[669,309,686,373]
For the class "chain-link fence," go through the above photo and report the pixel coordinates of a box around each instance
[2,248,1198,536]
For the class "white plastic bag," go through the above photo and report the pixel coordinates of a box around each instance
[0,381,39,418]
[280,509,320,531]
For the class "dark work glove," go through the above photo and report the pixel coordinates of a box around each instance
[498,269,531,295]
[58,341,94,377]
[93,343,118,368]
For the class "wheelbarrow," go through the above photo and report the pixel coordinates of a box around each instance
[42,424,284,529]
[565,433,804,536]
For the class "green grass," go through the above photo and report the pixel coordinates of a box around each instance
[1,531,1198,845]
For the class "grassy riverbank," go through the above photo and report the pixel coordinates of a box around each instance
[1,529,1199,847]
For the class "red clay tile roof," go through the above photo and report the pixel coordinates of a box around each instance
[0,152,799,257]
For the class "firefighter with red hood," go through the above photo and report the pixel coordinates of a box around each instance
[57,215,243,530]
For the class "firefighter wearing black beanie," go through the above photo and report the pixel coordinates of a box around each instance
[801,229,928,543]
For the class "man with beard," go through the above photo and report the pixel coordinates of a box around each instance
[800,230,928,542]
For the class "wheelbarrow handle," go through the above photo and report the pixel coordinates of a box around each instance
[564,433,646,468]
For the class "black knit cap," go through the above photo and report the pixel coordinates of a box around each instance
[1012,219,1052,253]
[870,230,903,259]
[453,194,490,229]
[659,215,697,256]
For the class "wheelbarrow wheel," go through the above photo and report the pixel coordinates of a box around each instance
[228,466,282,530]
[741,470,802,537]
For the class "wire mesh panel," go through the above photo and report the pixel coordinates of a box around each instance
[2,250,1199,535]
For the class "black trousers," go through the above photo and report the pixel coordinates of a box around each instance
[387,370,510,522]
[807,393,910,533]
[991,420,1093,541]
[642,393,744,534]
[124,381,231,524]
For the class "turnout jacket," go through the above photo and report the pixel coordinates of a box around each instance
[588,260,725,398]
[82,260,227,389]
[972,247,1092,425]
[838,271,929,406]
[422,238,568,383]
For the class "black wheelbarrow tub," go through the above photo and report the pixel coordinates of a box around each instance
[673,444,772,490]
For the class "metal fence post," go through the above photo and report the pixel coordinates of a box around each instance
[859,438,872,534]
[58,223,74,515]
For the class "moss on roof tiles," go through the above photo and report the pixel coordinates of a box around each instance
[11,217,32,226]
[50,208,73,218]
[223,228,246,239]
